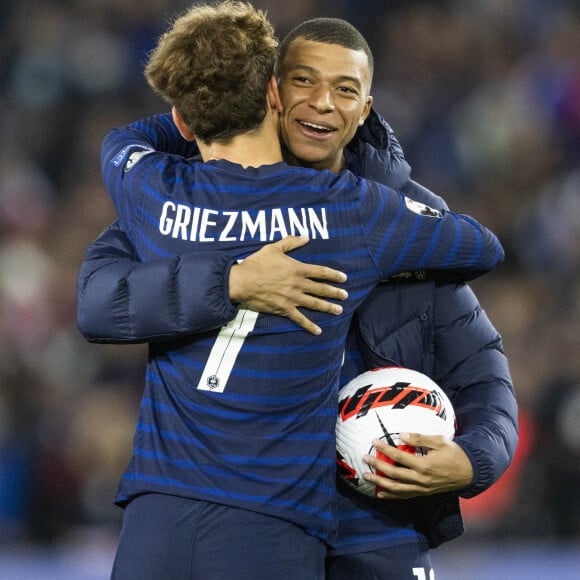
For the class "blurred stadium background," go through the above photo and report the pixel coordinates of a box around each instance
[0,0,579,577]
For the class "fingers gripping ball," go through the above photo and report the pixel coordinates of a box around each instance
[336,366,456,497]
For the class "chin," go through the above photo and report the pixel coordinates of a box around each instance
[291,146,333,168]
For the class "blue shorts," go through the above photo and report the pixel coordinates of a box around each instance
[111,493,326,580]
[325,542,434,580]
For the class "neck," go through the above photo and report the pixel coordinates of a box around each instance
[200,136,283,168]
[198,116,283,168]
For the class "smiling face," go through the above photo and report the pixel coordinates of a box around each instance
[277,38,373,173]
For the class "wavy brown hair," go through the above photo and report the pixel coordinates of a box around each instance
[145,1,278,143]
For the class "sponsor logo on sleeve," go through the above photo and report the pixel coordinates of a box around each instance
[124,149,154,172]
[111,145,154,169]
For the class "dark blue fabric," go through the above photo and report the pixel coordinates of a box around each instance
[76,108,517,553]
[77,223,236,343]
[111,493,326,580]
[326,540,432,580]
[98,113,501,544]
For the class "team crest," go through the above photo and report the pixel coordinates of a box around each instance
[206,375,220,390]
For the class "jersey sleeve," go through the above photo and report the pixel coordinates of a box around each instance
[360,180,504,281]
[76,221,239,343]
[100,114,198,234]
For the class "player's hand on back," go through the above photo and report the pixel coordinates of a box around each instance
[229,235,348,335]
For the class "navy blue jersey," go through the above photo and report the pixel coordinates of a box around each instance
[101,114,503,543]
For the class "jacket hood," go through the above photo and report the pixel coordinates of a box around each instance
[348,107,412,189]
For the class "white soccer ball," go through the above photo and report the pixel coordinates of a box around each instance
[336,366,456,497]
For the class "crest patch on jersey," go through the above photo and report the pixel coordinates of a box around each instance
[404,197,443,218]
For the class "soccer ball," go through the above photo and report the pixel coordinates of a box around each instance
[336,366,456,497]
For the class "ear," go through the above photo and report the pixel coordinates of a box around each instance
[267,75,283,113]
[172,107,196,141]
[359,95,374,126]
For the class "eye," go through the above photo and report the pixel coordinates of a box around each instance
[338,86,359,95]
[292,75,313,85]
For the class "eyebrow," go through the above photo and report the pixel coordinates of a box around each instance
[290,64,363,89]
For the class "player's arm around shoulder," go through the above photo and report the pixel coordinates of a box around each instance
[102,113,198,166]
[76,221,239,343]
[77,227,349,343]
[359,179,505,280]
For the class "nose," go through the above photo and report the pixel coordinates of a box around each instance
[308,85,334,113]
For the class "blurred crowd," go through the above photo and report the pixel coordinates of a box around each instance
[0,0,579,549]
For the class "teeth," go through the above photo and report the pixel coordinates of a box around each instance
[300,121,331,131]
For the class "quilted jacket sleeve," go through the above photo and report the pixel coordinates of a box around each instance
[399,147,518,496]
[355,278,518,496]
[76,221,239,343]
[432,282,518,497]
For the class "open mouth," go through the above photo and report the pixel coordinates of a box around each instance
[297,120,335,135]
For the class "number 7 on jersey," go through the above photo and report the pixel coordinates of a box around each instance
[197,309,259,393]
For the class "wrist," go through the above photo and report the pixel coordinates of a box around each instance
[228,262,243,304]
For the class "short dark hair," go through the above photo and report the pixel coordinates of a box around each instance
[277,18,374,87]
